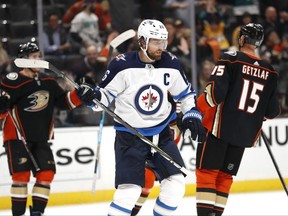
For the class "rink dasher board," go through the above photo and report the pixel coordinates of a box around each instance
[0,118,287,209]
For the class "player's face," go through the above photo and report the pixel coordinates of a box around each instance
[147,38,167,61]
[28,51,41,73]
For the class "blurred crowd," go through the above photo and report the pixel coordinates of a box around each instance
[0,0,288,127]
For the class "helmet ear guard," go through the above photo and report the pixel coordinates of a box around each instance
[138,36,146,49]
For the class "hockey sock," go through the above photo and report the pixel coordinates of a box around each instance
[131,168,156,216]
[31,183,50,213]
[131,190,149,216]
[196,169,219,216]
[11,183,28,216]
[214,171,233,216]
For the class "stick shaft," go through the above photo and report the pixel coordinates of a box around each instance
[50,64,188,175]
[8,110,40,171]
[107,29,136,63]
[14,59,189,176]
[261,131,288,196]
[91,111,105,193]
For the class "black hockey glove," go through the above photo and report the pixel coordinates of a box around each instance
[0,95,10,114]
[76,83,101,106]
[78,76,96,86]
[182,108,206,143]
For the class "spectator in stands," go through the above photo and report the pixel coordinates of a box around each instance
[69,0,102,55]
[259,28,283,69]
[261,6,284,38]
[163,18,190,57]
[198,59,213,94]
[0,40,11,75]
[63,0,111,32]
[193,14,220,65]
[162,18,192,79]
[202,13,230,52]
[70,44,106,84]
[230,12,252,51]
[97,30,120,62]
[197,0,230,53]
[164,0,190,27]
[278,33,288,115]
[43,13,72,56]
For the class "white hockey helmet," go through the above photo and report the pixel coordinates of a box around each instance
[137,19,168,61]
[138,19,168,41]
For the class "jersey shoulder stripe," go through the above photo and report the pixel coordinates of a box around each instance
[99,51,188,88]
[1,73,33,89]
[219,51,278,75]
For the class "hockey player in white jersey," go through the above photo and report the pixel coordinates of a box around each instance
[76,19,206,216]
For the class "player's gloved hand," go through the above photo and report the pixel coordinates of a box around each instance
[182,108,206,143]
[78,76,95,86]
[76,83,101,106]
[0,95,10,114]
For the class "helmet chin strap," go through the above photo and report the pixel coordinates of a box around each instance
[140,47,155,63]
[140,38,156,63]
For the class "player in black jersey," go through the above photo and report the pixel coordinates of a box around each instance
[0,42,82,216]
[196,23,281,216]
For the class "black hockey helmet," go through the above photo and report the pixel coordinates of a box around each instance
[82,0,97,8]
[239,23,264,47]
[17,42,39,58]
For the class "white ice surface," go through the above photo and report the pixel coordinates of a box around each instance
[0,190,287,215]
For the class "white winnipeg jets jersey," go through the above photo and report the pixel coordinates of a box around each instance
[97,51,196,136]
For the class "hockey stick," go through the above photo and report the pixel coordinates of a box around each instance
[91,30,135,193]
[14,58,190,176]
[107,29,136,62]
[7,110,40,172]
[261,130,288,196]
[91,110,105,194]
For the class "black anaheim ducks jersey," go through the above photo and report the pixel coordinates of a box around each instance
[0,72,81,142]
[198,50,281,147]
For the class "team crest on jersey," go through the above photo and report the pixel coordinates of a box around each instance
[24,90,49,112]
[115,54,126,61]
[6,73,18,80]
[135,85,163,115]
[225,51,237,56]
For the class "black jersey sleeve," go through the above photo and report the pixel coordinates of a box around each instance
[207,53,232,105]
[48,79,76,110]
[265,83,281,119]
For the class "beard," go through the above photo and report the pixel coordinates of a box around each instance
[147,50,162,61]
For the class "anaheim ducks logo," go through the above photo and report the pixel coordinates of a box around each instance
[6,72,18,80]
[24,90,49,112]
[135,85,163,115]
